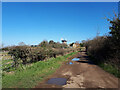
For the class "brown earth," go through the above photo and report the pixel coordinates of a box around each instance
[35,51,119,89]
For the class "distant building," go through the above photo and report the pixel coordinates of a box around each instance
[73,43,80,48]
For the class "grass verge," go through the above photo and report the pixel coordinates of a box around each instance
[2,52,77,88]
[98,63,120,78]
[88,54,120,78]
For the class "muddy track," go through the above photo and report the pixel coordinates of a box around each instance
[35,51,119,89]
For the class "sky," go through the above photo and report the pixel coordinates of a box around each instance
[2,2,118,46]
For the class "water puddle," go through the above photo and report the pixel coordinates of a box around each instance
[47,78,67,85]
[67,62,73,65]
[72,58,80,61]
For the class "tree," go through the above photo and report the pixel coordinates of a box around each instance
[80,43,84,47]
[8,46,29,67]
[49,40,57,48]
[61,43,68,49]
[38,40,49,47]
[69,43,74,47]
[109,17,120,43]
[49,40,54,44]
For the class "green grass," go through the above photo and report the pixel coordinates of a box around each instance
[0,52,8,54]
[88,53,120,78]
[2,55,12,60]
[2,52,77,88]
[2,59,14,72]
[99,63,120,78]
[2,59,13,64]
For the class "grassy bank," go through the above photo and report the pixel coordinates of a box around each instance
[2,52,77,88]
[99,63,120,78]
[88,54,120,78]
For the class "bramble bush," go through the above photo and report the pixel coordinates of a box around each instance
[8,41,76,68]
[84,15,120,70]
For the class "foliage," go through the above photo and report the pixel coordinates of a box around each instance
[109,16,120,43]
[2,52,76,88]
[8,40,75,68]
[69,43,74,47]
[1,47,9,51]
[38,40,49,47]
[8,46,30,67]
[99,63,120,78]
[80,43,84,47]
[108,15,120,69]
[88,55,120,78]
[84,15,120,74]
[38,40,68,49]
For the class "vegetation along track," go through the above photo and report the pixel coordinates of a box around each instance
[2,52,77,88]
[35,51,119,88]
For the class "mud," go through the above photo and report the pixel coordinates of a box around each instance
[35,51,119,88]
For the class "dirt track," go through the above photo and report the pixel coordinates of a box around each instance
[35,51,119,89]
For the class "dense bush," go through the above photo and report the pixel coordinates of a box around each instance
[84,36,110,62]
[107,16,120,69]
[80,43,84,47]
[38,40,68,49]
[84,15,120,70]
[8,46,30,67]
[1,47,9,51]
[38,40,49,48]
[8,42,76,68]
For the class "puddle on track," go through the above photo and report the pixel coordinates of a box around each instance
[67,62,73,65]
[47,78,67,85]
[72,58,80,61]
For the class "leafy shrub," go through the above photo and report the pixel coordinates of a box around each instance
[8,46,30,67]
[84,15,120,71]
[8,43,74,68]
[1,47,9,51]
[38,40,49,48]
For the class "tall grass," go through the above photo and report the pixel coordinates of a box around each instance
[2,52,77,88]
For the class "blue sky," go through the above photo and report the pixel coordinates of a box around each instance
[2,2,118,46]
